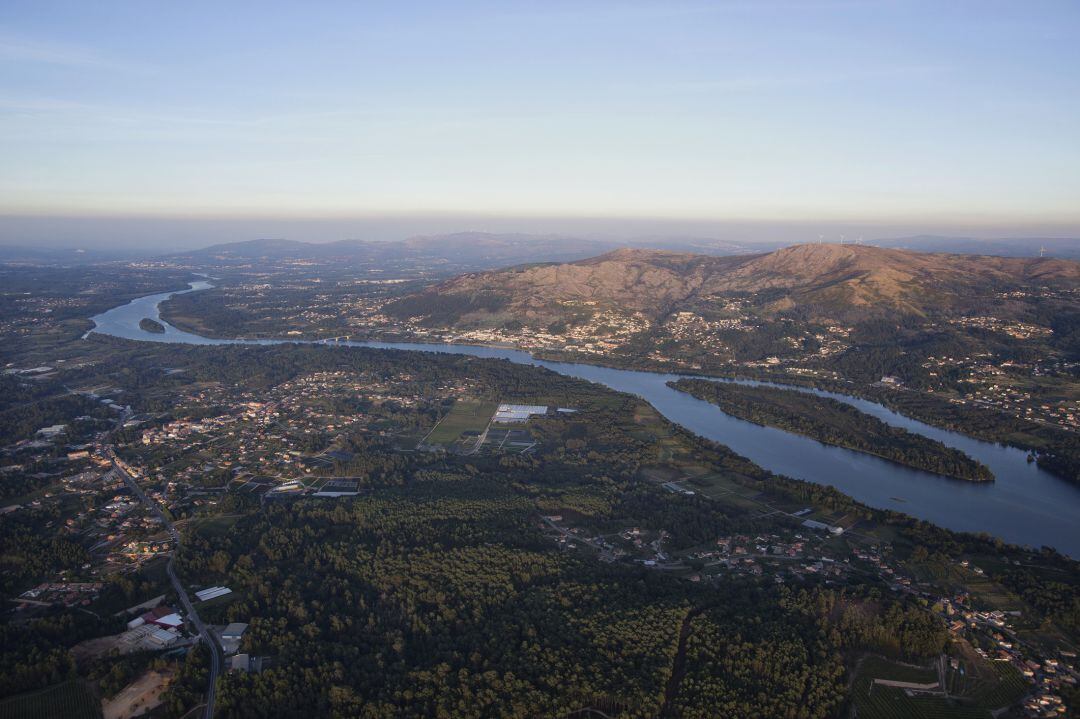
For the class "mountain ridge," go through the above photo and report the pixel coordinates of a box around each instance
[387,243,1080,326]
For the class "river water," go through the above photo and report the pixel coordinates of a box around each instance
[88,281,1080,556]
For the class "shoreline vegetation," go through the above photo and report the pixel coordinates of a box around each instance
[670,378,995,482]
[138,317,166,334]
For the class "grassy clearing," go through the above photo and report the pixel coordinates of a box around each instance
[0,680,103,719]
[188,514,239,538]
[859,655,938,684]
[424,399,498,446]
[138,556,172,587]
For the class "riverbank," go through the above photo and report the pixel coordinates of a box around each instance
[670,379,994,482]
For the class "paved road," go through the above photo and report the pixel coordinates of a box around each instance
[108,452,222,719]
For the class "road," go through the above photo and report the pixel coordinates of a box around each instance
[107,450,222,719]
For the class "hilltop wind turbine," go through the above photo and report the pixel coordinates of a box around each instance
[839,234,846,245]
[818,234,824,244]
[1040,245,1047,258]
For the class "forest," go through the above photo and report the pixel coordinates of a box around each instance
[169,474,946,719]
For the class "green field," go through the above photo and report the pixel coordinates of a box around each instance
[187,514,240,538]
[0,680,103,719]
[423,399,498,446]
[682,472,769,511]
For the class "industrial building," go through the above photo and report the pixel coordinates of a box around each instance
[802,519,844,535]
[314,479,360,497]
[195,586,232,602]
[222,622,248,641]
[220,621,249,655]
[492,404,549,423]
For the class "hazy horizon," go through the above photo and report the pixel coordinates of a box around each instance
[2,213,1079,252]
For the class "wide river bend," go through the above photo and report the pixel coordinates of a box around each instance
[88,282,1080,557]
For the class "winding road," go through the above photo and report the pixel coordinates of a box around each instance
[107,449,222,719]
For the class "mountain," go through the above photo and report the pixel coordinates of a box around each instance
[385,243,1080,326]
[162,233,801,271]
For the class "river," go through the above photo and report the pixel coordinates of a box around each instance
[87,281,1080,557]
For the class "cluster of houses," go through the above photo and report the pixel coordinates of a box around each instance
[385,301,653,355]
[919,353,1076,429]
[662,310,756,354]
[932,600,1076,717]
[133,370,431,497]
[948,315,1053,340]
[17,582,103,609]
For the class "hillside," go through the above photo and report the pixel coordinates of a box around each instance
[385,243,1080,326]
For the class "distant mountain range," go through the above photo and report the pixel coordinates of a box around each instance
[384,243,1080,326]
[156,233,1080,266]
[0,245,145,264]
[2,232,1077,267]
[164,233,617,270]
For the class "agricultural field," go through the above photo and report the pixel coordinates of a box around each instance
[850,655,1029,719]
[954,660,1030,711]
[0,680,103,719]
[681,472,770,512]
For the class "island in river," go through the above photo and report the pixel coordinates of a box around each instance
[139,317,166,333]
[671,379,995,482]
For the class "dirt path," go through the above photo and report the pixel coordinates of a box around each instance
[102,669,173,719]
[658,607,704,717]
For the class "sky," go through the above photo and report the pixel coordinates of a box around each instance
[1,1,1079,248]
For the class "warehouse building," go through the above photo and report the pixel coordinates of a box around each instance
[492,404,549,423]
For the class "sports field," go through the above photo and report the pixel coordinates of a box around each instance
[423,399,498,446]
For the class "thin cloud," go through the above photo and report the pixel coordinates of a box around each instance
[0,34,151,74]
[635,65,951,95]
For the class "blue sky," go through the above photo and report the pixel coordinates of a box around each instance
[1,1,1079,239]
